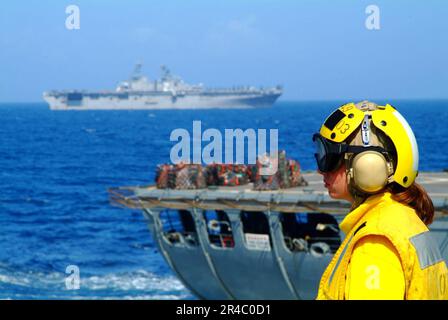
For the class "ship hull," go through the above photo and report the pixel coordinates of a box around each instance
[43,92,281,110]
[139,209,448,300]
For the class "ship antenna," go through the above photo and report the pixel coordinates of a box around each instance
[132,62,143,80]
[161,65,171,81]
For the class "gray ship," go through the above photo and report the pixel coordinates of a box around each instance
[43,64,283,110]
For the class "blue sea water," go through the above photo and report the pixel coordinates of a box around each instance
[0,100,447,299]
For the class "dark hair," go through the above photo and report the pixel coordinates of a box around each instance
[386,182,434,225]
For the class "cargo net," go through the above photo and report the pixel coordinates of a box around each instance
[156,163,206,190]
[252,150,308,191]
[155,150,308,190]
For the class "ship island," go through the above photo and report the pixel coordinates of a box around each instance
[43,64,283,110]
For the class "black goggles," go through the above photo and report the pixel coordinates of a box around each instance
[312,133,387,173]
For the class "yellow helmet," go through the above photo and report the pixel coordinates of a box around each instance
[312,101,419,192]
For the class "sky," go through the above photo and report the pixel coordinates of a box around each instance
[0,0,447,102]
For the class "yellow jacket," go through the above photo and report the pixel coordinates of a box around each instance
[317,192,448,300]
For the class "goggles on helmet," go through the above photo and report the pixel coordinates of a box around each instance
[312,133,387,173]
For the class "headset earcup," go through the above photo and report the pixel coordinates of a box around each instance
[351,151,389,193]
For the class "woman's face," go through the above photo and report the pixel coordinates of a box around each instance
[319,163,354,203]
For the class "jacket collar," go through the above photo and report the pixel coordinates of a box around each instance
[339,192,393,234]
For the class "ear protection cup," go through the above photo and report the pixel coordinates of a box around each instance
[349,151,393,193]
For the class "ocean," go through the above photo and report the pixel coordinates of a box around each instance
[0,100,447,299]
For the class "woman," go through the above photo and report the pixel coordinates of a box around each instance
[313,101,447,300]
